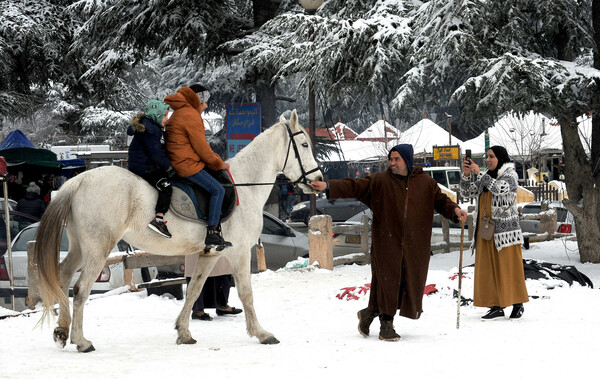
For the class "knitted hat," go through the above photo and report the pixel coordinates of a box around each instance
[388,144,414,174]
[188,84,210,103]
[26,182,40,195]
[144,100,170,126]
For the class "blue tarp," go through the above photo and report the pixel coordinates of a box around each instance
[0,130,61,169]
[58,158,86,169]
[0,130,35,149]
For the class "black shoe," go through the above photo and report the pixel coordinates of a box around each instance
[379,319,401,341]
[510,303,524,319]
[357,308,379,337]
[216,307,243,316]
[205,225,232,248]
[148,219,171,238]
[481,306,505,320]
[191,311,213,321]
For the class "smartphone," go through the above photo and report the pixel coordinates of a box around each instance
[465,149,472,163]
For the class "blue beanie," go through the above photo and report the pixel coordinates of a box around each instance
[388,144,414,174]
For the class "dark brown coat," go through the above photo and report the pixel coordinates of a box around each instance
[328,167,459,318]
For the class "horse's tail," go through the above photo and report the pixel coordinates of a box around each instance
[34,177,81,323]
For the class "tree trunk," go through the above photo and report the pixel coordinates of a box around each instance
[256,83,277,129]
[559,117,600,263]
[252,0,281,129]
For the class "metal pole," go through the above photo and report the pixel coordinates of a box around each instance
[447,114,452,145]
[2,179,14,311]
[309,82,317,218]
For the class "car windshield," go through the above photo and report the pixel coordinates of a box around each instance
[447,171,461,186]
[13,226,70,252]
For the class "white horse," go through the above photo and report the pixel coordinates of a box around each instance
[34,110,322,352]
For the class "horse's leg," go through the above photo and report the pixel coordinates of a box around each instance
[175,255,219,345]
[69,245,111,353]
[230,251,279,345]
[53,242,82,348]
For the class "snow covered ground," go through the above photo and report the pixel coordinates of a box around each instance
[1,238,598,379]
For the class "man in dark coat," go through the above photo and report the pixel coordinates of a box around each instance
[311,144,467,341]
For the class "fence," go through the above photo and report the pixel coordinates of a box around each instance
[523,183,559,201]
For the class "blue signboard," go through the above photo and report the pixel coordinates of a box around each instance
[226,103,261,158]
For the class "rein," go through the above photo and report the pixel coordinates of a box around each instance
[222,121,320,188]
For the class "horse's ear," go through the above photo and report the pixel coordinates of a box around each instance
[289,109,298,129]
[279,114,287,123]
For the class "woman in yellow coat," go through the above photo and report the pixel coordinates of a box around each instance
[460,146,529,320]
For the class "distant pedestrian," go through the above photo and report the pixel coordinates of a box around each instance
[277,174,291,221]
[16,182,46,218]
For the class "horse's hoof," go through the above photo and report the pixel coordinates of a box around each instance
[261,336,280,345]
[176,336,197,345]
[78,344,96,353]
[53,328,68,349]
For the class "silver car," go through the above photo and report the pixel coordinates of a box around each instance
[250,212,310,272]
[519,201,576,235]
[1,222,157,311]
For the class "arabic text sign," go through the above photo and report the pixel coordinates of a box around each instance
[433,145,460,160]
[226,103,261,158]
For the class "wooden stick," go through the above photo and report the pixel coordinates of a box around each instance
[456,219,465,329]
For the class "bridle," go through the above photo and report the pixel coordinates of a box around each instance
[281,121,321,186]
[223,121,320,188]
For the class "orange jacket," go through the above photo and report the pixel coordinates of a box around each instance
[164,87,225,177]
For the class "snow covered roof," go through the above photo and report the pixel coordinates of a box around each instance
[356,119,401,142]
[400,118,463,154]
[316,122,358,141]
[324,140,390,162]
[460,112,592,157]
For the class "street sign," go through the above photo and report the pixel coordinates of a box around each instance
[226,103,261,158]
[433,145,461,160]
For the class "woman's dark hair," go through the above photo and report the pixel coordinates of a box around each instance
[487,145,511,178]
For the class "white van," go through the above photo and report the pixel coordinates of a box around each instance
[422,167,462,192]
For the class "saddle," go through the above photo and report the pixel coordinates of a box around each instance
[170,169,237,224]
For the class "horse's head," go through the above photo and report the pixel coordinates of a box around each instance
[279,109,323,194]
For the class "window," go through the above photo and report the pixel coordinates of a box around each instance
[262,216,286,236]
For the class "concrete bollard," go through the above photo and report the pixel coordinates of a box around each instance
[26,241,41,309]
[539,212,557,235]
[308,214,333,270]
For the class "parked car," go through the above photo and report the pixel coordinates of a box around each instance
[0,210,40,254]
[422,167,462,193]
[519,201,576,235]
[290,197,369,225]
[331,209,372,257]
[155,212,310,276]
[250,212,310,272]
[0,222,157,311]
[0,198,17,211]
[333,208,463,256]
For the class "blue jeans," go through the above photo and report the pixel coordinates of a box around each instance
[186,170,225,226]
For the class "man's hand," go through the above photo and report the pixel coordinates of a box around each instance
[455,207,468,223]
[310,181,327,191]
